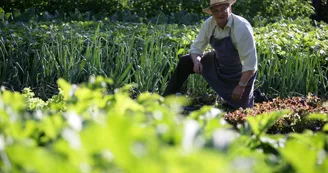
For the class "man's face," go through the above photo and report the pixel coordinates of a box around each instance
[210,4,231,24]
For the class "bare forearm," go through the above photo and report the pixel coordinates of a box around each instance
[239,70,255,85]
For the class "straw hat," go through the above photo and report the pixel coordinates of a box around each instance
[202,0,236,14]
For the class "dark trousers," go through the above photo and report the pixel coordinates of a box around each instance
[163,54,195,96]
[163,52,215,96]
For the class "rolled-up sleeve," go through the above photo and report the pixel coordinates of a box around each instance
[189,19,211,55]
[234,22,258,72]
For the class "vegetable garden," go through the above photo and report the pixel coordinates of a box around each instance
[0,0,328,172]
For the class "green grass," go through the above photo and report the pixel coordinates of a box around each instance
[0,18,327,98]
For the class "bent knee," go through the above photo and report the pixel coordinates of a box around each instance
[178,54,193,66]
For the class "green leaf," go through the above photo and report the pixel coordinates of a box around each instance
[116,62,133,86]
[307,113,328,121]
[137,92,162,106]
[322,124,328,132]
[246,110,289,136]
[2,91,25,112]
[177,48,185,55]
[57,79,73,100]
[0,7,4,20]
[279,139,317,173]
[189,106,213,120]
[6,144,77,173]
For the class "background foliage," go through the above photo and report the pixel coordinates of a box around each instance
[1,0,315,25]
[1,1,328,172]
[0,17,327,99]
[0,0,326,98]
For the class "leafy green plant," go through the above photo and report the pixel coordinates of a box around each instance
[254,18,328,97]
[1,77,327,173]
[246,110,290,137]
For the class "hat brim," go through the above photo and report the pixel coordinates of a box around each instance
[202,7,212,15]
[202,0,236,14]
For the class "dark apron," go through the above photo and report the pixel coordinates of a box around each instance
[201,23,257,108]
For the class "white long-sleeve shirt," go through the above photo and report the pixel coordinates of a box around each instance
[189,14,258,72]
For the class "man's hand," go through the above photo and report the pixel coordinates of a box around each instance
[193,61,203,74]
[231,70,254,102]
[231,85,245,102]
[191,54,203,74]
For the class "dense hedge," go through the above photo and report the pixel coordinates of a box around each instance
[1,0,205,15]
[233,0,314,26]
[1,0,124,14]
[1,0,315,25]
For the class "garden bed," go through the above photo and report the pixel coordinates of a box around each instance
[184,93,328,134]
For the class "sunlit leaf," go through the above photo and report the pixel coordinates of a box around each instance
[279,139,317,173]
[246,110,290,136]
[322,124,328,132]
